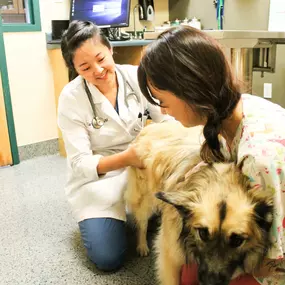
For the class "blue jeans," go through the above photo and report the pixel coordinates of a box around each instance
[79,218,127,272]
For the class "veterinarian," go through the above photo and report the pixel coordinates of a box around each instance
[137,26,285,284]
[57,20,171,272]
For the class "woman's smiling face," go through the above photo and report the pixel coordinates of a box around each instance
[73,36,116,87]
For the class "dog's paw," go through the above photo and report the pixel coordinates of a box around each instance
[137,243,150,257]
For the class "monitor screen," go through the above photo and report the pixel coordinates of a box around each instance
[70,0,131,28]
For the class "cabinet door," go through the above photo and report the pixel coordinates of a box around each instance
[0,72,12,166]
[17,0,24,14]
[113,46,146,65]
[0,0,19,14]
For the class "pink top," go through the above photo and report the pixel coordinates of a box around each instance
[221,94,285,284]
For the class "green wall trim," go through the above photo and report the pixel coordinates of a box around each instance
[2,0,41,33]
[0,16,19,165]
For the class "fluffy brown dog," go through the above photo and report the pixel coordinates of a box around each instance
[125,121,274,285]
[125,121,204,256]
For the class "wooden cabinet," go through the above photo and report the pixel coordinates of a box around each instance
[0,0,25,15]
[113,46,146,66]
[0,73,12,166]
[48,49,69,157]
[17,0,24,14]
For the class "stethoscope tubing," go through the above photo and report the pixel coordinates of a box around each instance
[84,66,144,129]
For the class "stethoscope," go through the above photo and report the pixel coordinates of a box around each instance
[84,66,144,129]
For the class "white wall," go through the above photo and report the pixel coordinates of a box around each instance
[4,31,57,146]
[3,0,70,146]
[4,0,169,147]
[40,0,70,33]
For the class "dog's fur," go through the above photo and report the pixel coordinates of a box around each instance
[125,121,204,256]
[125,121,274,285]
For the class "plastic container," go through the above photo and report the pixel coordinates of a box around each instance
[171,19,180,26]
[181,18,189,26]
[189,17,201,30]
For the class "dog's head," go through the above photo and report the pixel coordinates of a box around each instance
[156,162,274,285]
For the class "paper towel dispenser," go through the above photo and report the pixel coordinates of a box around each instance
[139,0,155,21]
[253,42,277,77]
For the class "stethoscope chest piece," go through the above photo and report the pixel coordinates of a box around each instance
[92,117,108,129]
[84,65,142,130]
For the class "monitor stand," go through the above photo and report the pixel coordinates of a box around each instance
[102,28,130,41]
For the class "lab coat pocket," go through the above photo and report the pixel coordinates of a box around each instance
[128,117,144,136]
[87,124,118,137]
[87,124,120,149]
[86,170,128,206]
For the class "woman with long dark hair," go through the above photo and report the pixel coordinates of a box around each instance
[137,26,285,284]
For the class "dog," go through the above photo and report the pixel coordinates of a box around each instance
[125,121,204,256]
[125,121,274,285]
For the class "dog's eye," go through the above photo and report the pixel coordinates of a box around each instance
[198,228,209,242]
[229,234,244,248]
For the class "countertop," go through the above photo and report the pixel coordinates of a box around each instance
[47,34,153,50]
[47,30,285,50]
[144,30,285,43]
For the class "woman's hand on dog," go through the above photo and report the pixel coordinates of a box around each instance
[124,146,145,169]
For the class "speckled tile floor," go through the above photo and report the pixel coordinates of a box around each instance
[0,155,157,285]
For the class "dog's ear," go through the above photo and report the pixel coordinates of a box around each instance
[155,191,192,218]
[253,201,274,232]
[248,186,274,232]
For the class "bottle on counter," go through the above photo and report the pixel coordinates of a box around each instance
[181,18,189,26]
[189,17,201,30]
[171,18,180,26]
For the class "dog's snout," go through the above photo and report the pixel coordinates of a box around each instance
[200,276,229,285]
[199,270,231,285]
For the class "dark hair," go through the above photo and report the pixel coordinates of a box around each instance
[61,20,111,80]
[138,26,241,163]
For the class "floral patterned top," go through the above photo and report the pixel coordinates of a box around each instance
[220,94,285,285]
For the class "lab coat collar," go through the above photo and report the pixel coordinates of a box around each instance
[116,67,132,125]
[84,79,105,104]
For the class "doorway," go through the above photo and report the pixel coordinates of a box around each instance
[0,14,19,166]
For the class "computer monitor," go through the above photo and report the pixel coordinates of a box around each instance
[70,0,131,28]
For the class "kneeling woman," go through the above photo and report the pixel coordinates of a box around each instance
[58,20,171,271]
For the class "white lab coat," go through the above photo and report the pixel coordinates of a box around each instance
[58,64,172,222]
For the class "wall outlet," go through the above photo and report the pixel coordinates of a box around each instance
[263,83,272,99]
